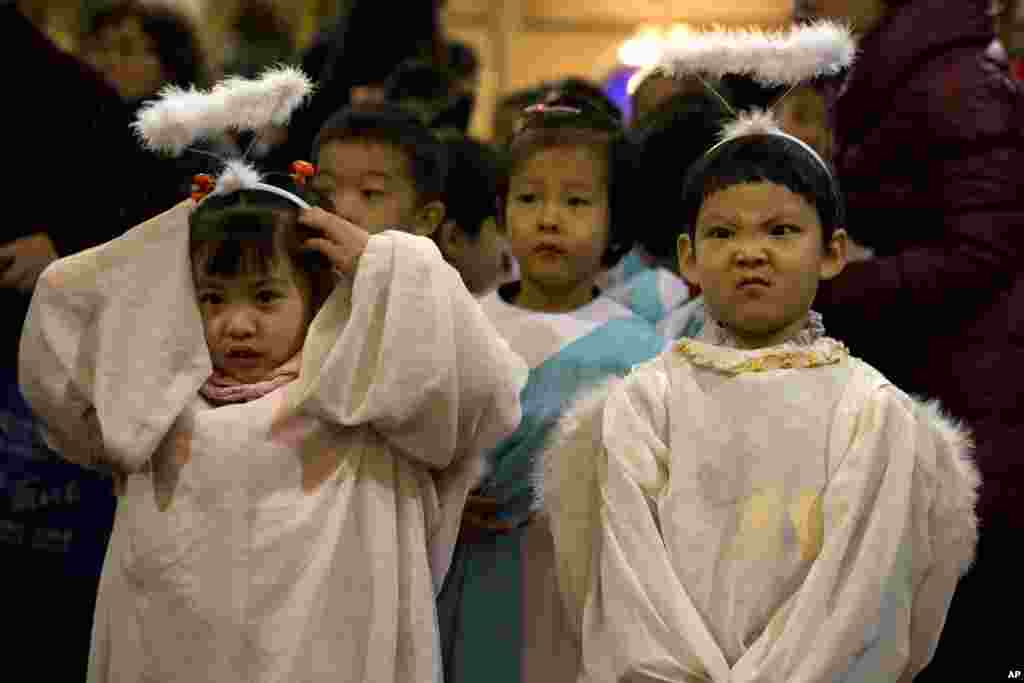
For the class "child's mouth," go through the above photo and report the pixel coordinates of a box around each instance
[534,244,566,257]
[738,277,771,290]
[226,349,263,366]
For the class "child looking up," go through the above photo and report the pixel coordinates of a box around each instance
[437,94,667,683]
[538,121,980,683]
[19,70,527,683]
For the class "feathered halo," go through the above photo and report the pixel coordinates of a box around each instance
[132,64,316,206]
[651,21,855,172]
[706,107,833,173]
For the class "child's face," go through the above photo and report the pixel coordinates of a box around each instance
[193,250,314,384]
[314,139,441,236]
[505,145,610,303]
[678,181,847,348]
[85,15,166,102]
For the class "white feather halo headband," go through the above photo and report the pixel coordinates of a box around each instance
[705,107,833,175]
[651,21,855,175]
[132,64,316,207]
[654,21,856,87]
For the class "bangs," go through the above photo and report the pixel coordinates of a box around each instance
[507,127,612,177]
[190,208,291,279]
[681,134,843,240]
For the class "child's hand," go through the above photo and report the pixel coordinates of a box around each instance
[0,233,58,293]
[298,208,370,276]
[459,494,535,543]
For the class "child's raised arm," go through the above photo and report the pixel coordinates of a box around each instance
[18,202,212,473]
[274,226,528,472]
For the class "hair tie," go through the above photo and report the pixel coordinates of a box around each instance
[191,174,215,202]
[290,161,316,187]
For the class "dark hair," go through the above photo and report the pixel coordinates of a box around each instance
[87,0,208,91]
[383,59,473,133]
[442,135,505,239]
[224,0,296,79]
[629,91,732,265]
[312,102,448,204]
[680,133,844,245]
[499,92,637,267]
[447,41,479,81]
[546,78,623,123]
[189,180,335,310]
[498,87,547,111]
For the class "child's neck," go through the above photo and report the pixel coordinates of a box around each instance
[703,310,825,349]
[512,277,599,314]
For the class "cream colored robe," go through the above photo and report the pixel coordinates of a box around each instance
[18,201,528,683]
[540,338,980,683]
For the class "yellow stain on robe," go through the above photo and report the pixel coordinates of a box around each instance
[726,488,824,563]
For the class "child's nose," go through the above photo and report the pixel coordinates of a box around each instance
[537,201,561,231]
[733,240,770,265]
[224,308,257,336]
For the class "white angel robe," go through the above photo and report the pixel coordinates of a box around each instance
[436,285,667,683]
[540,325,980,683]
[18,201,528,683]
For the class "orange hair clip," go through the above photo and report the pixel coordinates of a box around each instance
[290,160,316,186]
[191,174,215,202]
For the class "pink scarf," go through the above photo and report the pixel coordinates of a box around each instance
[200,351,302,406]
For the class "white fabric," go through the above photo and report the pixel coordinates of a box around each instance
[19,201,528,683]
[477,287,654,369]
[542,343,979,683]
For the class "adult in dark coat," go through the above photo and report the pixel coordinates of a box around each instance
[1,3,149,680]
[804,0,1024,677]
[1,2,151,376]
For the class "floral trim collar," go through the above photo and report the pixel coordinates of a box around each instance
[699,309,827,347]
[675,310,848,376]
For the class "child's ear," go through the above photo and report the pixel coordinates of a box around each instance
[677,232,701,288]
[820,227,848,280]
[410,201,446,237]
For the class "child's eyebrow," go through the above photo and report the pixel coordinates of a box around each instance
[361,170,396,182]
[563,180,597,192]
[700,211,798,226]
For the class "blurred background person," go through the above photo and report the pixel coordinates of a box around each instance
[799,0,1024,677]
[81,0,216,216]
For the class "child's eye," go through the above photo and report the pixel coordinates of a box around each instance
[198,292,222,305]
[771,224,802,236]
[256,290,283,304]
[362,189,387,201]
[514,193,537,204]
[706,227,733,239]
[568,196,592,208]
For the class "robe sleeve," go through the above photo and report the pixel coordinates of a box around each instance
[729,380,980,683]
[18,271,106,470]
[18,201,212,473]
[576,362,728,683]
[279,230,528,472]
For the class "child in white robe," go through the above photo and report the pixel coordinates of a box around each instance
[437,93,668,683]
[18,72,527,683]
[537,121,981,682]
